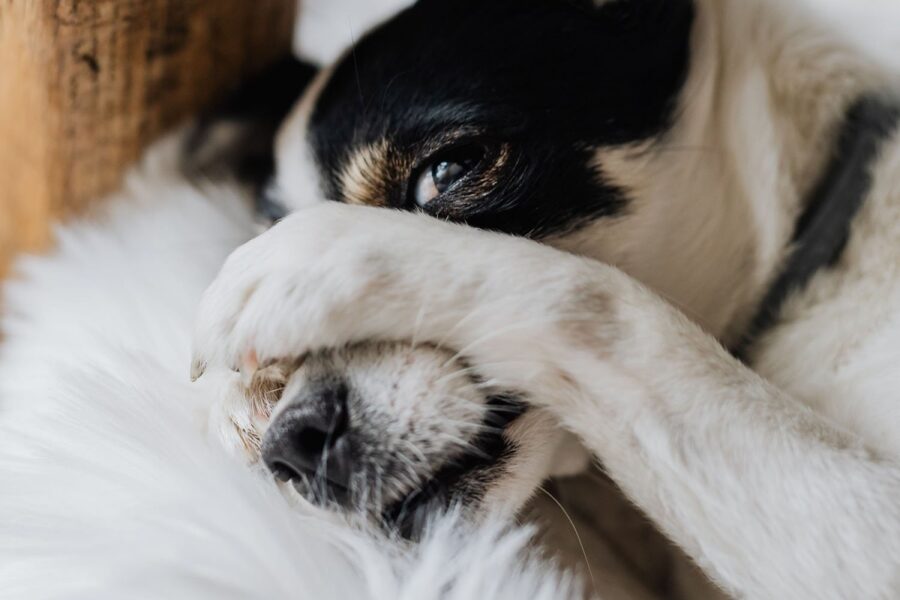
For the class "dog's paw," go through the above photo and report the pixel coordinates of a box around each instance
[190,203,614,394]
[192,204,475,377]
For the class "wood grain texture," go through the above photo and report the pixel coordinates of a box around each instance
[0,0,297,276]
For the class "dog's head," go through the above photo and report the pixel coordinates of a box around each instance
[207,0,705,537]
[276,0,694,236]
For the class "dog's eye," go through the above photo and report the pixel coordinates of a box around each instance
[256,180,288,225]
[413,150,481,208]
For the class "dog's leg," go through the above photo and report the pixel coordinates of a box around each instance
[533,293,900,599]
[193,204,900,599]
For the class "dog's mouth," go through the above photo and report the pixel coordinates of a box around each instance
[382,395,526,540]
[268,395,526,541]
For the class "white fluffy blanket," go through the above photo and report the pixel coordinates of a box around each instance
[0,141,579,599]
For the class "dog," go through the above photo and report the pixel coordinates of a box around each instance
[187,0,900,597]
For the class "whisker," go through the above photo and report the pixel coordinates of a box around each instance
[433,365,482,387]
[409,289,431,349]
[539,485,596,594]
[434,433,489,459]
[400,438,430,466]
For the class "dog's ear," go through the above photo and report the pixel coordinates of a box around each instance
[180,57,317,194]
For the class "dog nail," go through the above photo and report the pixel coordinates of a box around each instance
[190,358,207,382]
[240,349,259,387]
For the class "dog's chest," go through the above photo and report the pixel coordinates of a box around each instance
[750,127,900,457]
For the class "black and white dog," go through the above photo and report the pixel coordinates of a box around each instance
[188,0,900,597]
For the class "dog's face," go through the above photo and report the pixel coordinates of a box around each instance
[226,0,697,536]
[277,0,694,236]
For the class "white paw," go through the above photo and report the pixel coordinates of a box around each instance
[193,204,478,377]
[190,203,604,394]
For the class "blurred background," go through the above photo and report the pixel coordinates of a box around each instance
[0,0,411,278]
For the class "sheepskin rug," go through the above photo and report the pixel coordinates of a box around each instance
[0,138,581,599]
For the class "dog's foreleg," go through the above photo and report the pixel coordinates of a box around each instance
[527,278,900,599]
[193,205,900,599]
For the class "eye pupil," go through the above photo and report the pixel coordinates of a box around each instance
[432,160,468,193]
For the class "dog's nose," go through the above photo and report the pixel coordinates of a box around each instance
[261,382,352,492]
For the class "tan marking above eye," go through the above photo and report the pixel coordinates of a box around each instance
[338,140,410,207]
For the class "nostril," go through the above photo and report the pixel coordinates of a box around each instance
[299,383,349,454]
[261,380,353,488]
[297,425,331,456]
[268,459,301,483]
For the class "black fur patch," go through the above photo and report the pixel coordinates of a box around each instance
[736,96,900,358]
[306,0,695,237]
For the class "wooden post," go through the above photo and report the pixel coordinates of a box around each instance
[0,0,297,276]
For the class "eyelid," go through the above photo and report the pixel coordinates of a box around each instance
[415,140,486,178]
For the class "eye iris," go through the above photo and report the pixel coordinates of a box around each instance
[432,160,468,193]
[413,148,483,209]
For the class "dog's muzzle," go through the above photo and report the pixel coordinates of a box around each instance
[260,365,527,539]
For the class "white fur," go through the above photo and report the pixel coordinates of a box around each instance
[192,197,900,599]
[5,1,900,597]
[198,0,900,598]
[0,139,579,600]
